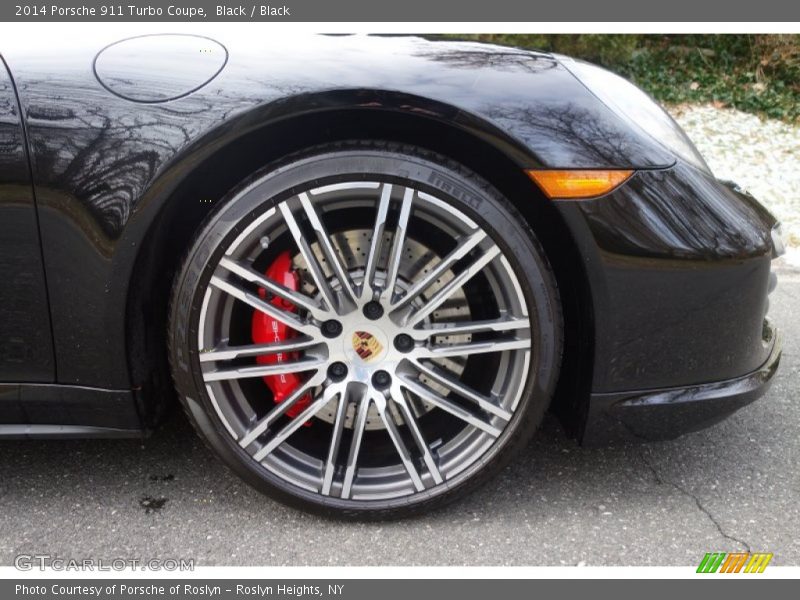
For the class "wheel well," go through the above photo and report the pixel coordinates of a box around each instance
[127,108,594,437]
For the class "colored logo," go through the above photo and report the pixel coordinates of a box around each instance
[697,552,773,573]
[352,331,384,362]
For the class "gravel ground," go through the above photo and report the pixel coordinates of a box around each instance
[671,104,800,263]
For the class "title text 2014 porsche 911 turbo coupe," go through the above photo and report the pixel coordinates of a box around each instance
[0,33,783,517]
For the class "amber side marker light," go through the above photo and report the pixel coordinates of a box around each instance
[526,169,633,200]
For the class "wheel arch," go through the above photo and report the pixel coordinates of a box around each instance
[125,96,595,436]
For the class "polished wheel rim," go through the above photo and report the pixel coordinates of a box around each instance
[197,180,532,501]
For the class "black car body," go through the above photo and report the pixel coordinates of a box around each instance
[0,32,782,515]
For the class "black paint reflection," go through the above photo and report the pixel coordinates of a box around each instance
[27,74,218,241]
[0,60,55,381]
[580,164,772,260]
[564,163,776,392]
[485,101,672,170]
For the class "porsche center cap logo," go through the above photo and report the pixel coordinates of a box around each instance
[352,331,384,362]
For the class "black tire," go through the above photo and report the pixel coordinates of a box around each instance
[168,141,563,519]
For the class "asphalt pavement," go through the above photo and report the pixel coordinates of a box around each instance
[1,264,798,567]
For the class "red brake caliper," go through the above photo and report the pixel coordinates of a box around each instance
[251,250,312,423]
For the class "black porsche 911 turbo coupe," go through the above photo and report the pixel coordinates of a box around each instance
[0,32,783,517]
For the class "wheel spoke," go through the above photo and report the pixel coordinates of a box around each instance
[389,384,443,485]
[209,275,318,337]
[298,192,358,308]
[238,372,325,448]
[404,245,501,327]
[252,383,341,461]
[199,336,319,363]
[390,229,486,311]
[400,375,502,437]
[409,315,530,340]
[341,391,371,499]
[379,187,414,304]
[375,395,425,492]
[218,257,328,320]
[278,201,338,313]
[321,389,350,496]
[415,337,530,359]
[202,355,326,382]
[361,183,392,300]
[411,359,512,421]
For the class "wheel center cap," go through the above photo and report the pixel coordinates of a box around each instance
[347,328,388,364]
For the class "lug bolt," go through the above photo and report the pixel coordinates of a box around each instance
[363,301,384,320]
[372,370,391,390]
[328,362,348,382]
[321,319,343,338]
[394,333,414,353]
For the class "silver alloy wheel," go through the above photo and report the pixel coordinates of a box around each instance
[195,181,532,501]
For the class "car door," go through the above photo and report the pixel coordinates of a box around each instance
[0,56,55,383]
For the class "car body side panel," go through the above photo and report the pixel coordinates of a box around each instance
[0,382,140,433]
[0,56,55,382]
[0,34,674,389]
